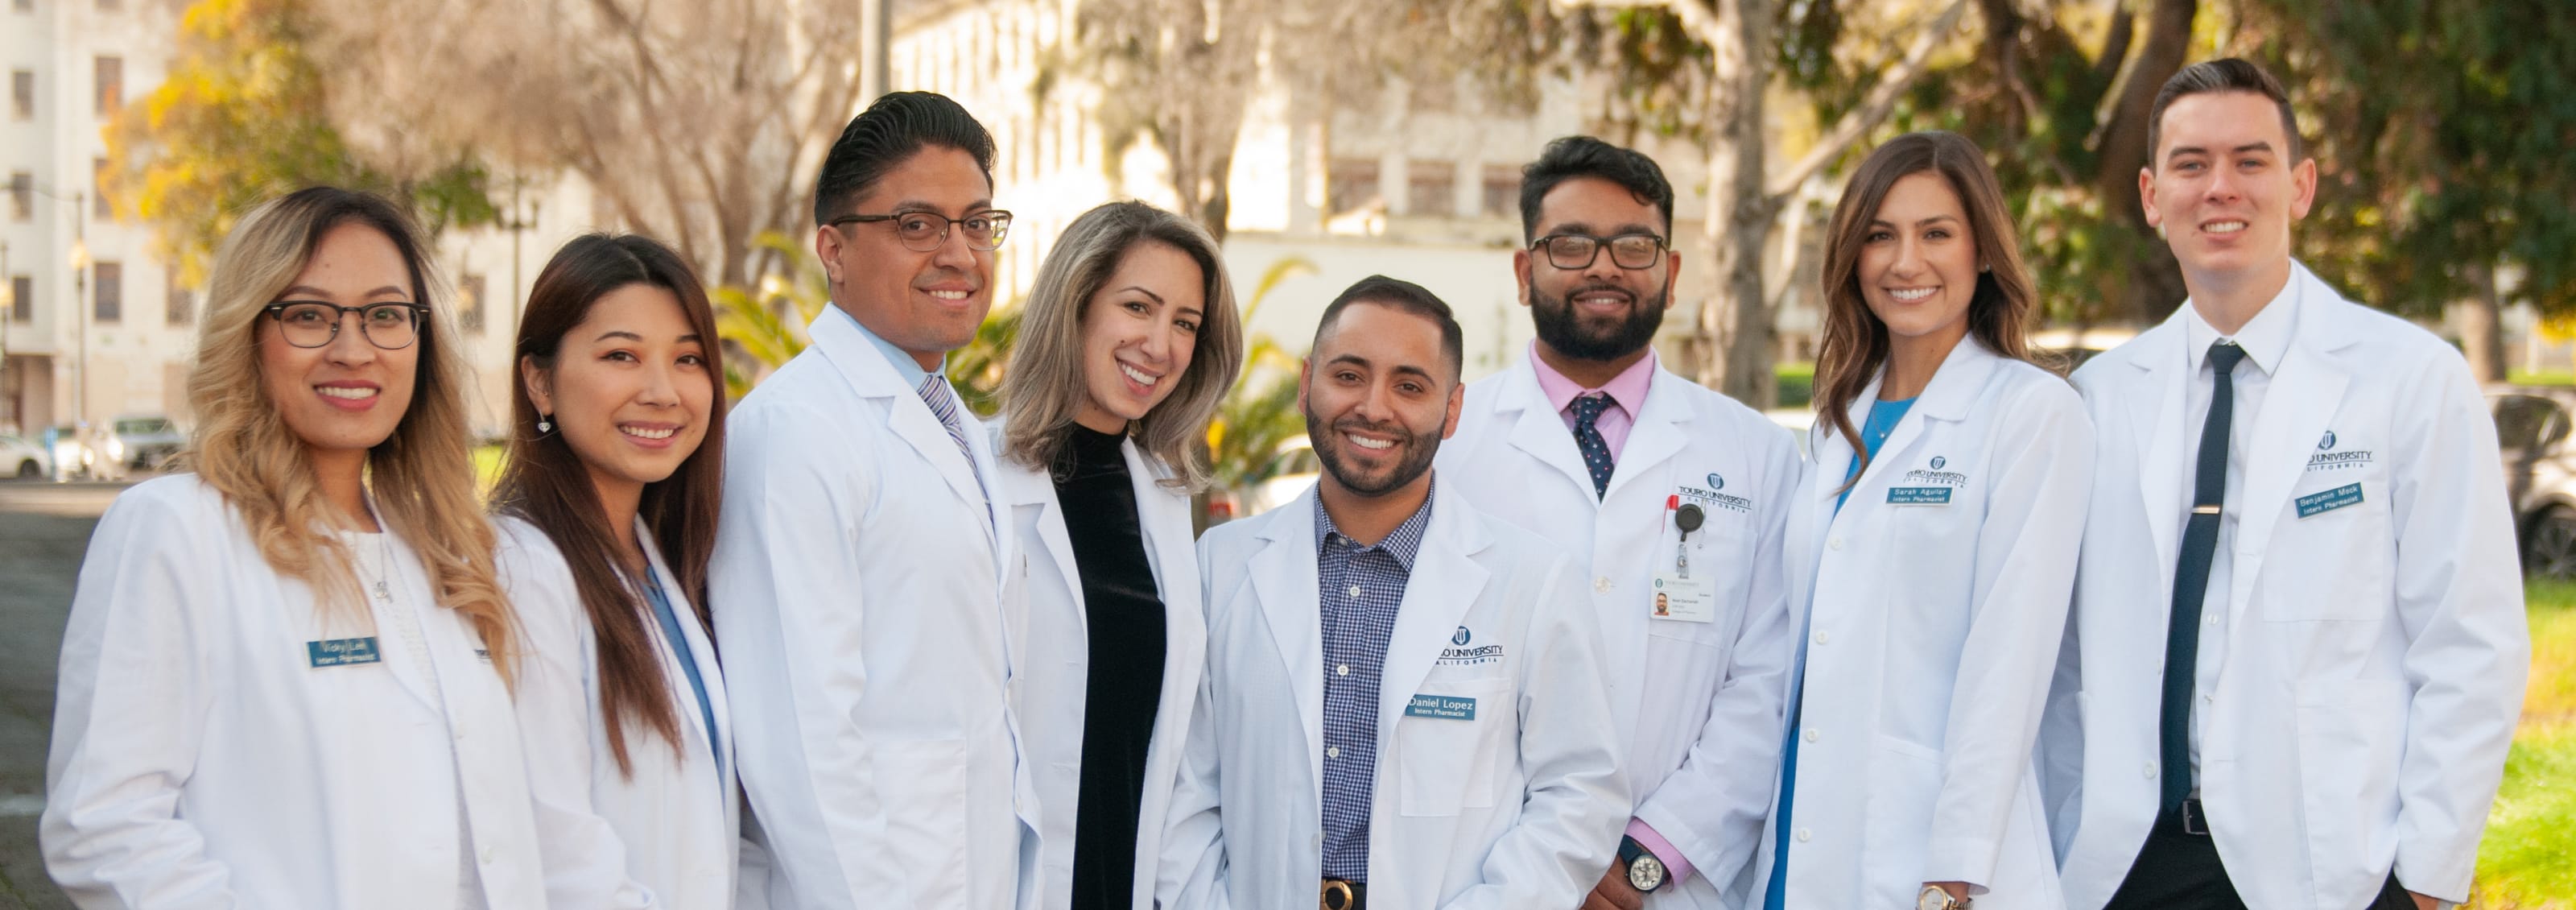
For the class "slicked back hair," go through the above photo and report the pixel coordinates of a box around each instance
[1312,275,1463,383]
[811,92,997,225]
[2148,58,2305,167]
[1517,135,1676,242]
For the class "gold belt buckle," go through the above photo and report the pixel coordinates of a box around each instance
[1321,879,1356,910]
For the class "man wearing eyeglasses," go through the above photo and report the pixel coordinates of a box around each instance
[1434,136,1801,910]
[712,90,1038,910]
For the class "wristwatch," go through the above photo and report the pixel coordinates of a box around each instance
[1617,835,1667,892]
[1916,885,1972,910]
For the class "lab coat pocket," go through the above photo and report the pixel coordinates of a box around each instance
[879,737,973,908]
[1397,678,1513,817]
[2262,476,2392,621]
[2293,683,2405,886]
[1860,734,1944,908]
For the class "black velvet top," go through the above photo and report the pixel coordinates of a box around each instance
[1054,424,1168,910]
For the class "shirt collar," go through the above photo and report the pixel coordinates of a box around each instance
[841,306,947,391]
[1313,478,1436,572]
[2182,276,2297,378]
[1530,341,1657,421]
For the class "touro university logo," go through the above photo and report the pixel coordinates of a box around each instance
[1439,626,1502,666]
[1904,456,1968,487]
[2307,429,2372,470]
[1707,473,1725,490]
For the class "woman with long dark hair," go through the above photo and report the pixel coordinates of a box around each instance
[493,233,735,908]
[1752,131,2093,910]
[991,201,1244,910]
[41,187,555,907]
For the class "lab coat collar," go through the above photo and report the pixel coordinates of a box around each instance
[808,304,999,551]
[1494,354,1695,504]
[1808,337,2001,509]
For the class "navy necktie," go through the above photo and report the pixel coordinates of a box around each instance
[1570,393,1616,498]
[2160,341,2247,812]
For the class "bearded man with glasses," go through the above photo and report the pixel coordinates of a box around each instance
[1434,135,1803,910]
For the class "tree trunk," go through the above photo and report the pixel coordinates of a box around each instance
[2099,0,2198,325]
[1696,0,1779,409]
[2455,260,2508,383]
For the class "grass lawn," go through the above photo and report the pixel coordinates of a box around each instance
[2477,580,2576,907]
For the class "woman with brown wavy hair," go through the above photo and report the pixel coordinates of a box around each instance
[40,186,559,908]
[493,233,736,908]
[1754,132,2094,910]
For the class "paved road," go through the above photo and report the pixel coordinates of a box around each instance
[0,482,125,910]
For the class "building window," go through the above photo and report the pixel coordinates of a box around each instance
[94,56,122,118]
[8,275,29,323]
[1327,159,1381,216]
[8,172,28,221]
[11,70,31,120]
[13,0,31,14]
[1481,164,1521,219]
[458,273,485,333]
[165,277,191,326]
[1407,160,1456,217]
[93,261,121,323]
[93,158,111,217]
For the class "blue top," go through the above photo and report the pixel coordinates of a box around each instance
[642,564,722,774]
[1312,486,1435,883]
[1768,396,1913,909]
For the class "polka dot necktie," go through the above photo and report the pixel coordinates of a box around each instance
[1570,392,1616,499]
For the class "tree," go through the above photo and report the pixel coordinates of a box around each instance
[317,0,868,285]
[1072,0,1266,241]
[102,0,497,287]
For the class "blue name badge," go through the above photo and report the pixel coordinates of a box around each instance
[306,636,382,668]
[2295,482,2365,519]
[1405,693,1477,721]
[1886,486,1953,505]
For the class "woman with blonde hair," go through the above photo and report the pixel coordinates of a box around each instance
[1753,131,2092,910]
[992,200,1244,910]
[39,186,588,908]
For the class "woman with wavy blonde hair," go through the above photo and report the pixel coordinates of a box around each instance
[40,187,595,908]
[990,200,1242,910]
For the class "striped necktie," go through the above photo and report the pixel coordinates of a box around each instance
[915,373,980,477]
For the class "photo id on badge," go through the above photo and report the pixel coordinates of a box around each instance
[1649,572,1715,623]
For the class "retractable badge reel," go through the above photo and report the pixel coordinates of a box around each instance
[1651,495,1715,623]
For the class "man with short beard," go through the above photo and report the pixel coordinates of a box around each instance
[1435,137,1802,910]
[1159,275,1629,910]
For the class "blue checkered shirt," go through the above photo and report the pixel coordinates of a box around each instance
[1314,486,1434,883]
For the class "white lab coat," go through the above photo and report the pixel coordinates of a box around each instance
[2041,263,2529,910]
[988,422,1206,910]
[500,515,739,909]
[1434,358,1802,906]
[712,304,1038,910]
[1748,339,2088,910]
[40,475,572,908]
[1158,482,1630,910]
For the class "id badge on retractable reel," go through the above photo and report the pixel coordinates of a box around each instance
[1650,496,1714,623]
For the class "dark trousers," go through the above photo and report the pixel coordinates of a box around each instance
[2103,805,2421,910]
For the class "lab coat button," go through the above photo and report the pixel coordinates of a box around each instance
[1814,631,1831,645]
[1803,730,1818,743]
[1795,828,1813,842]
[1594,577,1613,594]
[1827,537,1843,551]
[480,845,496,864]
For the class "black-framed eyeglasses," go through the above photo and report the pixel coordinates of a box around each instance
[1532,232,1668,271]
[261,301,428,350]
[826,209,1013,252]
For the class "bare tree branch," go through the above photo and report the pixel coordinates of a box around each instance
[1765,0,1969,202]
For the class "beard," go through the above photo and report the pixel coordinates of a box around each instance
[1306,407,1441,498]
[1530,279,1668,361]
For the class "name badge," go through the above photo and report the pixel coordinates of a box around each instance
[306,636,382,668]
[1649,572,1715,623]
[2296,482,2364,519]
[1405,693,1477,721]
[1887,486,1952,505]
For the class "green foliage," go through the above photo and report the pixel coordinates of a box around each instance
[1205,256,1321,491]
[104,0,496,287]
[2475,580,2576,905]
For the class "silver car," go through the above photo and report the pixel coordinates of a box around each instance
[0,433,50,480]
[2490,385,2576,577]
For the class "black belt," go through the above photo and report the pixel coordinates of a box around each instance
[1321,878,1368,910]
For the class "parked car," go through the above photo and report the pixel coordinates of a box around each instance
[2488,385,2576,578]
[47,424,95,482]
[0,434,51,480]
[109,415,184,469]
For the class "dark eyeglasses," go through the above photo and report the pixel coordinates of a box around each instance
[262,301,427,350]
[827,209,1013,252]
[1531,232,1668,271]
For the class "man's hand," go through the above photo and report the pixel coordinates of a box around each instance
[2409,891,2439,910]
[1581,862,1645,910]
